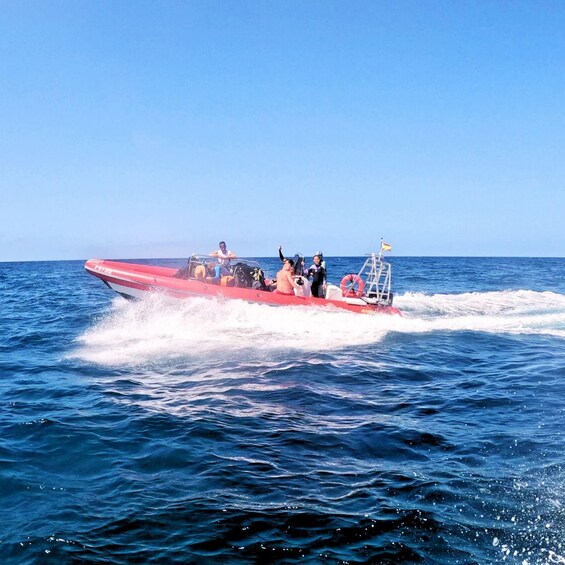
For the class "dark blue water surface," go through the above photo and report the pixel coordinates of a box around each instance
[1,256,564,563]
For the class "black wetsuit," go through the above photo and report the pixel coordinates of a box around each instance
[307,264,326,298]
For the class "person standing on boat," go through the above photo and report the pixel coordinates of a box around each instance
[210,241,236,268]
[273,258,301,295]
[306,253,327,298]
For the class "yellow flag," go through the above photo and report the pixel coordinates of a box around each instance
[381,242,392,251]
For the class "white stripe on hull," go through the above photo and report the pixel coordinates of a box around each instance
[106,280,203,300]
[107,281,150,300]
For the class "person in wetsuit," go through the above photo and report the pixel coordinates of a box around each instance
[306,253,326,298]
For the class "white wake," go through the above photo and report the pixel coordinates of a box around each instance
[71,290,565,366]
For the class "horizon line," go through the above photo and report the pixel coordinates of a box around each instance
[2,254,564,264]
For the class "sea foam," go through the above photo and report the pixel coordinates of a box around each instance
[71,289,565,366]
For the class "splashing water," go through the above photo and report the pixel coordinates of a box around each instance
[72,289,565,366]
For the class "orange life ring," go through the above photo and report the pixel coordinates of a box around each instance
[340,274,365,297]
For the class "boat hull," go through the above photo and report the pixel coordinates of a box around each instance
[84,259,401,315]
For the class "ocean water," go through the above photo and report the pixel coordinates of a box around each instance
[1,256,564,563]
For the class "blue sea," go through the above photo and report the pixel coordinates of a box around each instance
[1,256,564,563]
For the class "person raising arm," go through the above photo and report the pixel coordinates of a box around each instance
[273,258,301,295]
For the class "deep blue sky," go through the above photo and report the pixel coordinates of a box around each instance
[1,1,564,260]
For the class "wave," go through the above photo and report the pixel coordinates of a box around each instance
[71,290,565,366]
[396,289,565,337]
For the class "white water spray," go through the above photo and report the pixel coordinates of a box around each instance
[72,290,565,366]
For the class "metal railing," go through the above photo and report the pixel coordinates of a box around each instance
[356,253,394,306]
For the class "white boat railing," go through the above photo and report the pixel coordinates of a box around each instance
[356,253,394,306]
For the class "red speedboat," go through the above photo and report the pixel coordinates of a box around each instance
[84,253,401,316]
